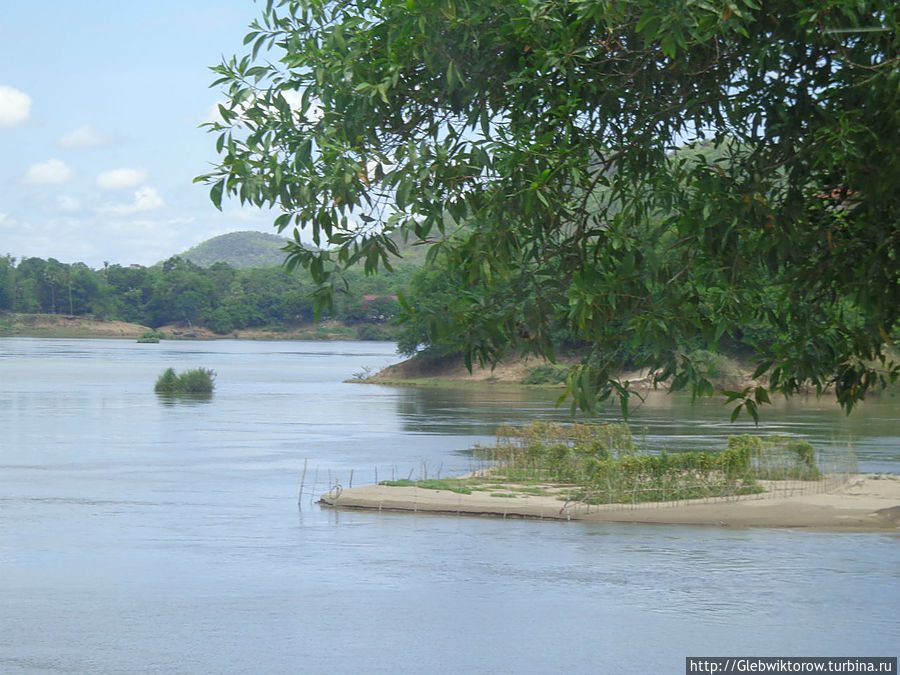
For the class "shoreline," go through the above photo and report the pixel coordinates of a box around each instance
[0,313,384,342]
[319,473,900,533]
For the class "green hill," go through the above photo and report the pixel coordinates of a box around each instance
[179,229,434,270]
[179,231,291,268]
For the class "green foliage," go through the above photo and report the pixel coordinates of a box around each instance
[137,330,167,343]
[205,307,236,335]
[726,434,821,481]
[393,248,472,357]
[0,244,412,336]
[0,255,16,310]
[154,367,216,396]
[356,323,395,341]
[201,0,900,418]
[521,364,570,386]
[155,367,178,393]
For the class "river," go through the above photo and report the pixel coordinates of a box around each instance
[1,338,897,673]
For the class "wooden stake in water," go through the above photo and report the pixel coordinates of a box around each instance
[311,467,319,506]
[298,458,308,508]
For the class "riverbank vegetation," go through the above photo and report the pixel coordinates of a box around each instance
[381,422,825,505]
[0,251,409,338]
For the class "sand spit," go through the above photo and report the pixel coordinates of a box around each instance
[319,474,900,532]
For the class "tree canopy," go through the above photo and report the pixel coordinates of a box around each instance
[199,0,900,419]
[1,254,408,337]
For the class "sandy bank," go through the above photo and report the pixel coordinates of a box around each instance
[0,313,152,338]
[319,474,900,532]
[0,313,367,341]
[364,351,766,394]
[366,352,562,385]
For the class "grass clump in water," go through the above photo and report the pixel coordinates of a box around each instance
[154,367,215,396]
[137,330,167,343]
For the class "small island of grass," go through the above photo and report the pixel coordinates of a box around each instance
[137,330,167,343]
[154,367,215,396]
[320,422,900,532]
[379,422,820,505]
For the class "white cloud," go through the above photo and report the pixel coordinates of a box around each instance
[59,125,110,149]
[281,90,304,110]
[96,168,148,190]
[57,195,81,213]
[0,85,31,127]
[22,159,73,185]
[97,186,165,216]
[202,102,225,124]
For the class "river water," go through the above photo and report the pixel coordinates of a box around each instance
[1,338,897,674]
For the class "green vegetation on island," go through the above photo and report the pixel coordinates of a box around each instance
[381,422,824,505]
[154,367,216,396]
[137,330,167,343]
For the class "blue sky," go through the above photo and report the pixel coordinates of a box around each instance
[0,1,279,268]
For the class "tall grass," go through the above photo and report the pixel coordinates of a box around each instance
[471,422,828,504]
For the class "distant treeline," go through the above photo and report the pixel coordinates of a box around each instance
[0,254,410,336]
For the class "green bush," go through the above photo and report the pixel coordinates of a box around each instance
[686,349,740,380]
[137,330,167,343]
[154,367,216,396]
[521,363,569,385]
[205,308,235,335]
[356,323,393,340]
[728,434,821,480]
[155,367,178,392]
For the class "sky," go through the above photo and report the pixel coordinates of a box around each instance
[0,1,281,268]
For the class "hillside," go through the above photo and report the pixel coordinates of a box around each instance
[179,231,291,268]
[177,229,432,269]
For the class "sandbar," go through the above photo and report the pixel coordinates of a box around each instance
[319,474,900,532]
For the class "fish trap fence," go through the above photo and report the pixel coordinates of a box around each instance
[520,443,860,513]
[302,439,860,513]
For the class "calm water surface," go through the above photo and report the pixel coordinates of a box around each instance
[1,338,897,674]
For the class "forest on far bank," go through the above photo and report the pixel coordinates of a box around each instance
[0,253,408,340]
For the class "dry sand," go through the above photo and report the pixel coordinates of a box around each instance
[319,474,900,532]
[0,313,152,338]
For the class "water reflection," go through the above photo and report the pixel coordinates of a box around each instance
[392,384,579,435]
[389,382,899,471]
[155,392,214,405]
